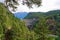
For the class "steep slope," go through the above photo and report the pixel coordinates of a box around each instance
[0,3,29,40]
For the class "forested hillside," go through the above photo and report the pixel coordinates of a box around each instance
[24,12,45,19]
[24,10,60,19]
[0,2,60,40]
[24,10,60,40]
[0,3,30,40]
[0,3,51,40]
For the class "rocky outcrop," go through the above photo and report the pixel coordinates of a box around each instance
[23,18,38,30]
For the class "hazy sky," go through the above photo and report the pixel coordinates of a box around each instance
[0,0,60,12]
[0,0,4,2]
[16,0,60,12]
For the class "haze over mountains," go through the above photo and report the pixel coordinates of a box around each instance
[14,12,28,19]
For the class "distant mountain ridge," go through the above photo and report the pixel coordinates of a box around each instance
[24,10,60,19]
[14,12,28,19]
[13,10,60,19]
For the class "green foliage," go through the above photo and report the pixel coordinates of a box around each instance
[0,23,5,40]
[10,20,30,40]
[0,3,30,40]
[25,10,60,19]
[24,10,60,40]
[33,17,49,40]
[24,12,45,19]
[0,3,60,40]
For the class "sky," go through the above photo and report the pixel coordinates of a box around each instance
[16,0,60,12]
[0,0,4,2]
[0,0,60,12]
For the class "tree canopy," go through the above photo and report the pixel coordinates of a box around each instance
[4,0,41,11]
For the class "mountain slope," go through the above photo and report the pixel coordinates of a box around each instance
[0,3,29,40]
[24,10,60,19]
[24,10,60,40]
[24,12,45,19]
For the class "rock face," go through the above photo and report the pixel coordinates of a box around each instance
[24,19,33,26]
[23,18,38,30]
[46,18,56,35]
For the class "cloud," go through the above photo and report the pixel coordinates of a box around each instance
[15,0,60,12]
[0,0,60,12]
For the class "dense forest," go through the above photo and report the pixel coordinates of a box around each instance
[0,2,60,40]
[0,3,32,40]
[24,10,60,40]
